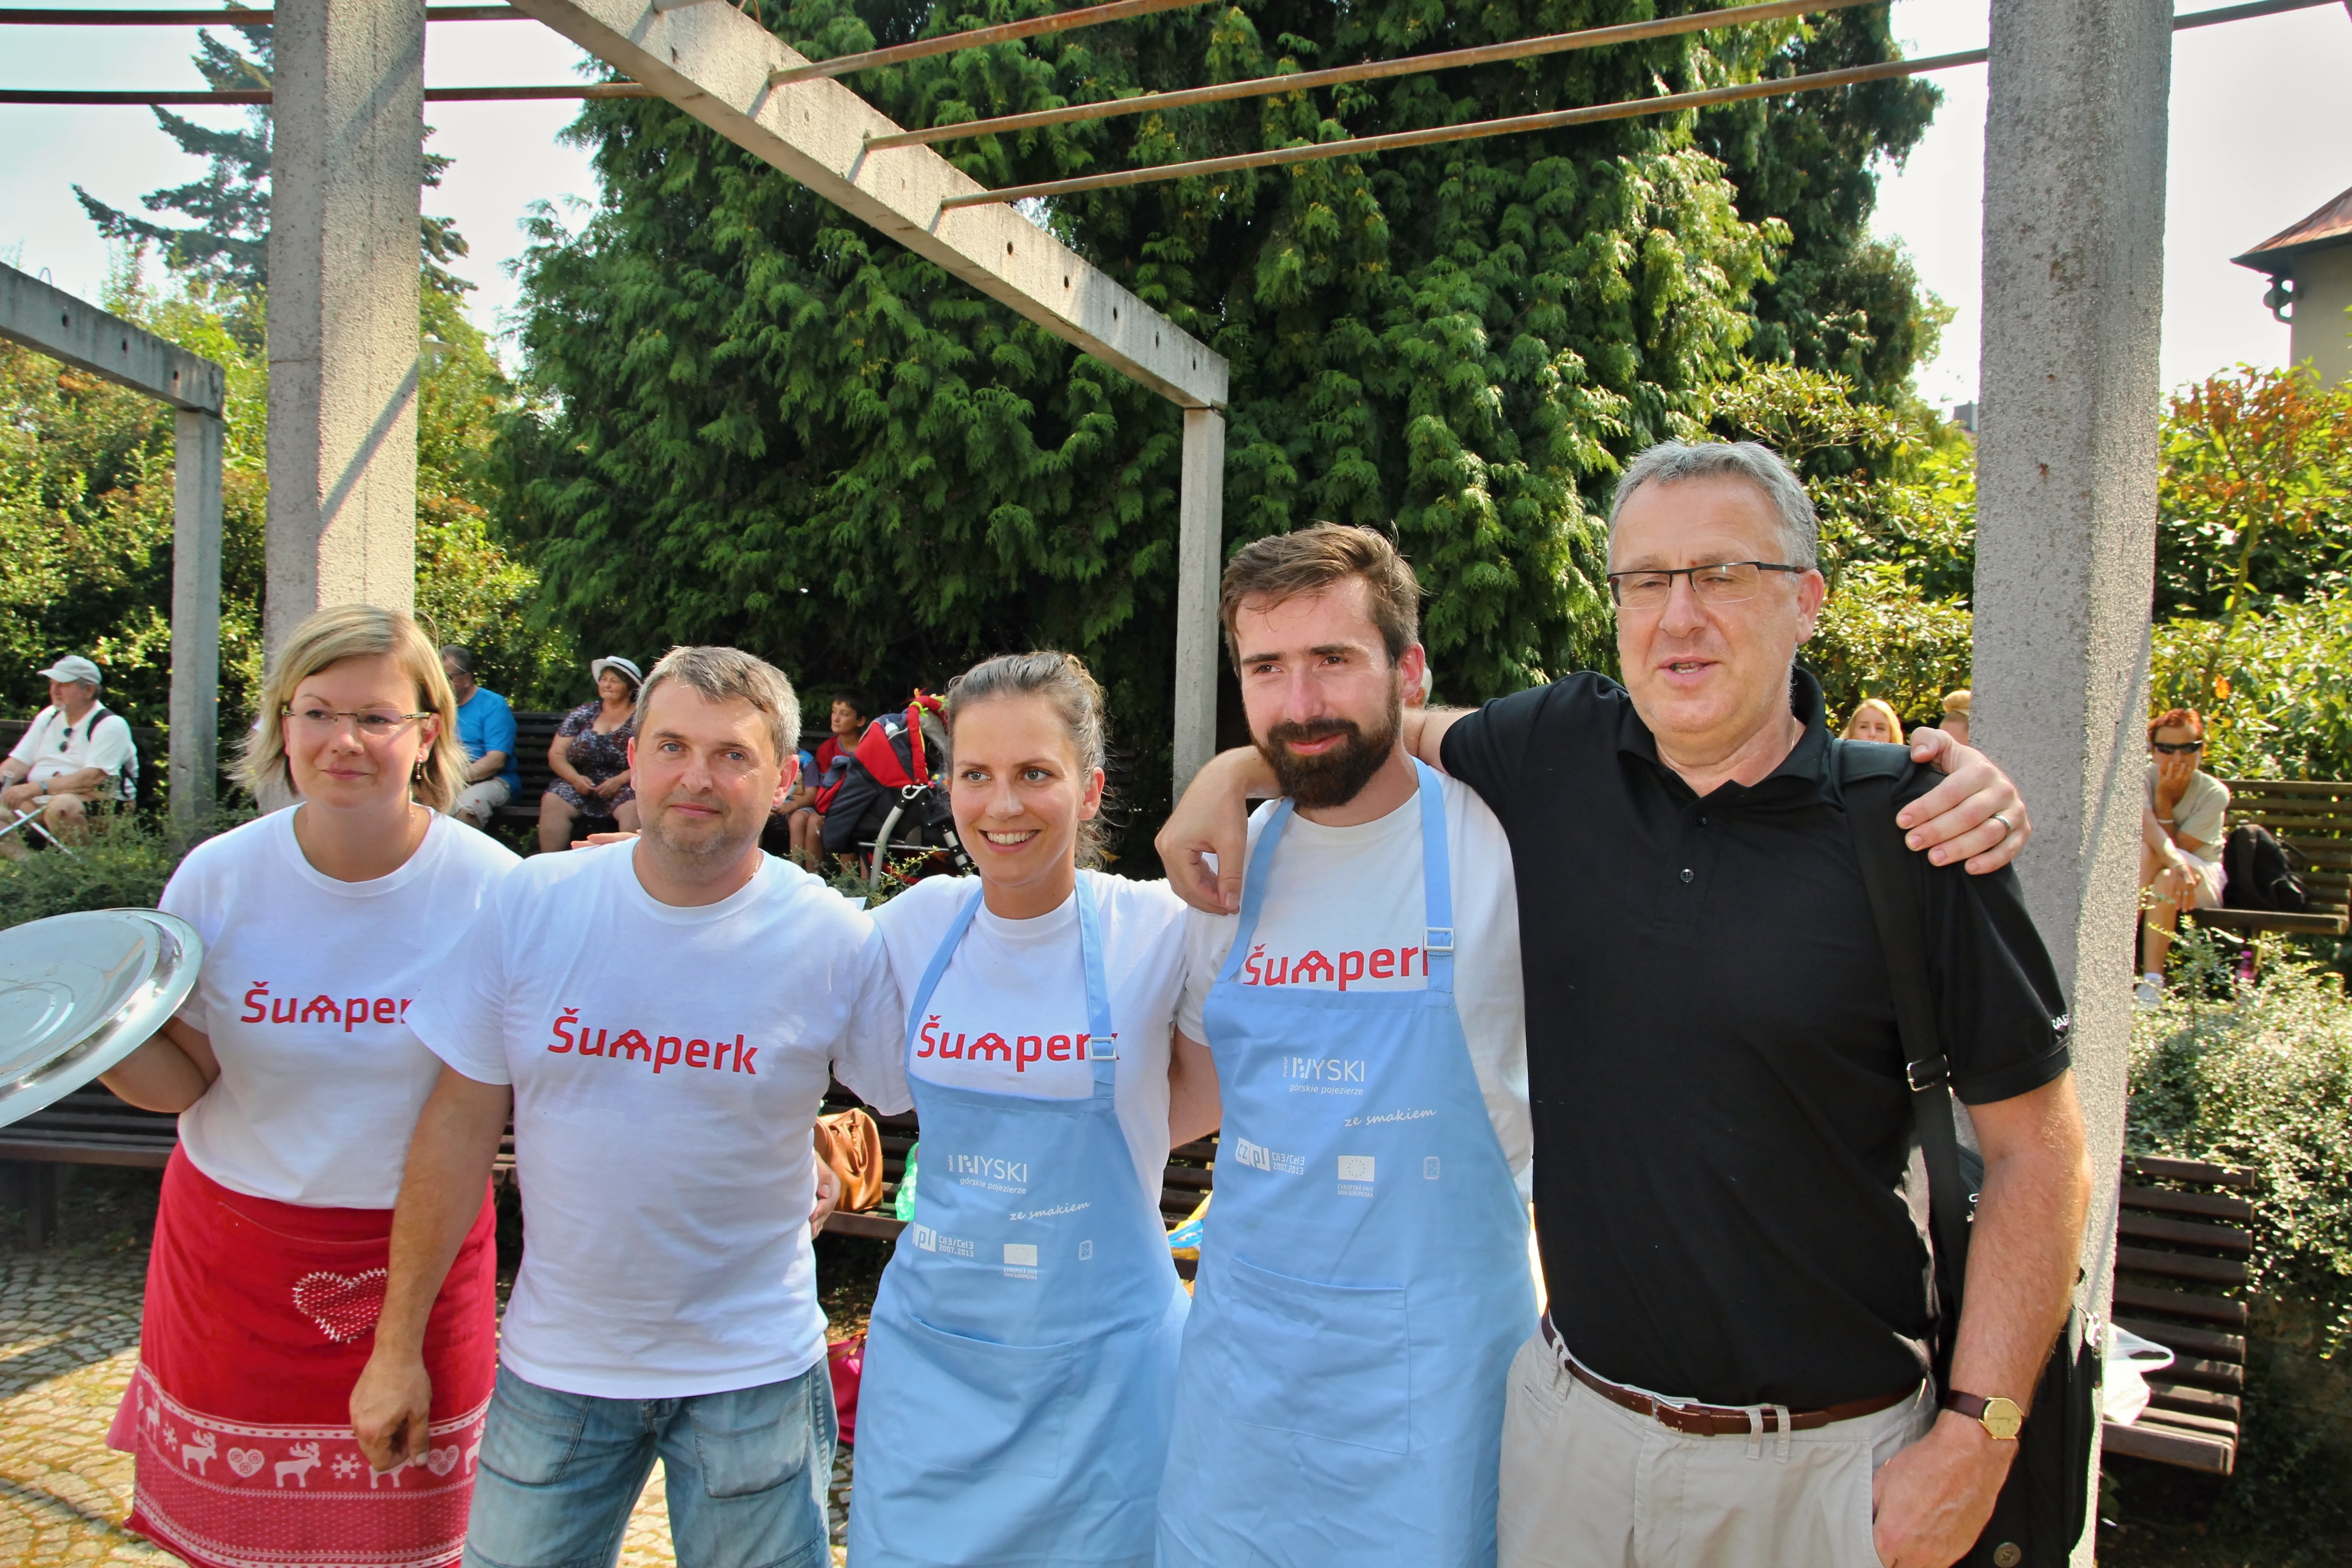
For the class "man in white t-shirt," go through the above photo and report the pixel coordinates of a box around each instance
[351,647,903,1568]
[2,655,136,857]
[1156,526,1534,1568]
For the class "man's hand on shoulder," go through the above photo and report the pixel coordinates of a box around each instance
[1156,748,1277,915]
[1870,1411,2015,1568]
[1900,728,2032,876]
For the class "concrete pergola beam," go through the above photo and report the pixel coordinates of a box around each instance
[510,0,1228,412]
[0,261,224,828]
[512,0,1233,788]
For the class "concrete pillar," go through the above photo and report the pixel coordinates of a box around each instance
[264,0,427,651]
[1972,0,2171,1553]
[171,411,224,829]
[1173,407,1226,798]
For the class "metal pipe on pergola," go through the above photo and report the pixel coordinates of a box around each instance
[936,49,1986,210]
[764,0,1211,85]
[0,5,524,21]
[869,0,1882,152]
[0,82,653,102]
[934,0,2345,211]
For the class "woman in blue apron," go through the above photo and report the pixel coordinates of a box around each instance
[851,652,1203,1568]
[1157,760,1536,1568]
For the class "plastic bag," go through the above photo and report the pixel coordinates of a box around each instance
[893,1142,920,1220]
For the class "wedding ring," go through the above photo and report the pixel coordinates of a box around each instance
[1990,813,2014,838]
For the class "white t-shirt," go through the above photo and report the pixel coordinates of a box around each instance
[160,808,519,1207]
[10,703,135,798]
[411,843,904,1400]
[1177,775,1532,1197]
[868,871,1191,1205]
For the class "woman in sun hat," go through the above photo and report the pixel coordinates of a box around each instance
[538,654,642,852]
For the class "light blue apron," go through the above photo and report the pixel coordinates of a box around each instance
[851,873,1188,1568]
[1156,762,1536,1568]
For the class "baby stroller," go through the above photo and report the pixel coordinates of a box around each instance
[818,692,974,895]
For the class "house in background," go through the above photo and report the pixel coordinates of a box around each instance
[2233,183,2352,385]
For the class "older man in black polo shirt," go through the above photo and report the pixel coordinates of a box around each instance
[1161,442,2086,1568]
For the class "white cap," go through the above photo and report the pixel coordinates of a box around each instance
[37,655,101,687]
[589,655,643,687]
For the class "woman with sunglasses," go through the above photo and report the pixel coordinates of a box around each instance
[2139,706,2231,1002]
[98,606,517,1568]
[849,652,1211,1568]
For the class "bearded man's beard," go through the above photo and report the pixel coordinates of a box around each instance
[1257,683,1402,810]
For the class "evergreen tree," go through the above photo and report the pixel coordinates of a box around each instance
[77,15,475,295]
[505,0,1938,824]
[1695,3,1945,405]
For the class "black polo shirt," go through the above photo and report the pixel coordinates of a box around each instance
[1442,667,2069,1409]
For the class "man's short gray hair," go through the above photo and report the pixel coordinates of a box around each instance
[637,646,802,765]
[1608,441,1820,571]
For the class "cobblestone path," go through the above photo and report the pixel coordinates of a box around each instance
[0,1253,852,1568]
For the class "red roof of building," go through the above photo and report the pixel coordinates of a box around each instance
[2233,184,2352,274]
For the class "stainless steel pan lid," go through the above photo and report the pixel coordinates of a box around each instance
[0,908,201,1129]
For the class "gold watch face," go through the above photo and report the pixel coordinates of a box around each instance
[1980,1396,2024,1441]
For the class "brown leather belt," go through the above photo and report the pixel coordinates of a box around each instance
[1540,1315,1916,1438]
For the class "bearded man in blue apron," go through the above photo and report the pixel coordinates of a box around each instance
[1158,527,1537,1568]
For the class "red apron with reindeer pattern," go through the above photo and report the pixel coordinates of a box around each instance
[111,1147,496,1568]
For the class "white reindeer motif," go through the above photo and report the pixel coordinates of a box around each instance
[181,1430,218,1475]
[368,1453,420,1489]
[142,1397,162,1434]
[275,1442,323,1488]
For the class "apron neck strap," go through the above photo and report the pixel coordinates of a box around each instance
[1217,796,1294,982]
[1411,759,1455,995]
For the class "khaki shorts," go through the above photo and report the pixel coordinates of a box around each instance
[1497,1333,1934,1568]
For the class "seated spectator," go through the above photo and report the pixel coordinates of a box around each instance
[2140,707,2230,1003]
[539,655,642,852]
[1841,696,1903,744]
[1940,688,1972,748]
[786,691,866,867]
[1,655,136,858]
[440,645,519,830]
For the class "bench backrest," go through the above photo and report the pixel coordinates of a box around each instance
[2219,779,2352,920]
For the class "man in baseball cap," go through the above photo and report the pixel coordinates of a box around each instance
[2,656,137,856]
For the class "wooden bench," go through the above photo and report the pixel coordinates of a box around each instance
[0,1085,519,1248]
[819,1088,1216,1277]
[2186,779,2352,941]
[486,710,567,834]
[2101,1153,2256,1476]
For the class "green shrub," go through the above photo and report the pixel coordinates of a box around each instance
[0,813,233,933]
[2128,936,2352,1538]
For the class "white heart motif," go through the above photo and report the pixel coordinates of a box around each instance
[226,1447,265,1479]
[290,1269,388,1344]
[426,1446,458,1477]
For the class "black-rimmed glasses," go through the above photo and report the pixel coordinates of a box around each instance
[1605,561,1807,611]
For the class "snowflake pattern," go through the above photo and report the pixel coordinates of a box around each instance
[161,1425,178,1450]
[332,1453,363,1481]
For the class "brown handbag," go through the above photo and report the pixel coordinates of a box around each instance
[813,1107,886,1213]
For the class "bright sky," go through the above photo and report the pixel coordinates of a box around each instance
[3,2,2349,397]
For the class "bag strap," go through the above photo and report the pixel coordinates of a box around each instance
[1836,738,1975,1328]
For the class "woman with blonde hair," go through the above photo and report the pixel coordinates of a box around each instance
[100,605,517,1568]
[1842,696,1905,745]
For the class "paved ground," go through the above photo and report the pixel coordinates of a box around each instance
[0,1248,853,1568]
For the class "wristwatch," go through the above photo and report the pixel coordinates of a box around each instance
[1941,1390,2025,1441]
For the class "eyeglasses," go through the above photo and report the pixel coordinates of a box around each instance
[1605,561,1807,610]
[282,706,431,739]
[2151,740,2204,755]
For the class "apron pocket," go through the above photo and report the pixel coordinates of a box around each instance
[882,1313,1082,1480]
[1210,1254,1411,1455]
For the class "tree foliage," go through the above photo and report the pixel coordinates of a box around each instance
[74,20,474,295]
[0,260,564,789]
[2154,366,2352,622]
[505,0,1957,813]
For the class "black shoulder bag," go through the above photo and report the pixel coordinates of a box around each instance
[1836,739,2099,1568]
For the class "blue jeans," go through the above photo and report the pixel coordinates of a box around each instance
[462,1362,836,1568]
